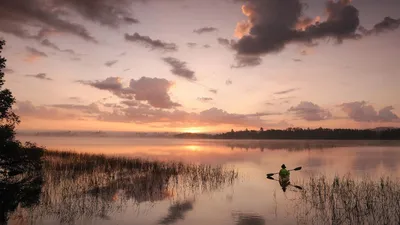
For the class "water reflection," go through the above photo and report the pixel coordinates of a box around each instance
[158,199,195,224]
[232,212,265,225]
[7,151,237,225]
[0,173,43,224]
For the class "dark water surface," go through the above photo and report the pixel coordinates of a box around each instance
[7,137,400,225]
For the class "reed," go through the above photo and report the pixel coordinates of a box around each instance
[294,175,400,225]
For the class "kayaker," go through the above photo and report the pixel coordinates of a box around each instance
[279,164,290,178]
[279,164,290,192]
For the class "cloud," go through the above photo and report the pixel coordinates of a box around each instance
[289,101,332,121]
[292,58,302,62]
[78,77,123,93]
[162,57,196,81]
[226,79,232,85]
[78,76,181,109]
[50,103,100,114]
[231,55,261,68]
[0,0,96,42]
[68,97,83,102]
[187,42,197,48]
[193,27,218,34]
[14,101,79,120]
[40,39,77,55]
[99,105,279,128]
[273,88,299,95]
[203,44,211,48]
[25,73,52,81]
[197,97,213,102]
[105,60,118,67]
[232,0,361,59]
[209,89,218,94]
[124,17,140,24]
[359,17,400,35]
[217,38,236,48]
[25,47,48,61]
[125,33,178,52]
[129,77,181,109]
[340,101,399,122]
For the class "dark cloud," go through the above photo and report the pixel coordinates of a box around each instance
[292,58,302,62]
[203,44,211,48]
[124,17,140,24]
[289,101,332,121]
[78,77,123,92]
[226,79,233,85]
[25,73,52,81]
[217,38,236,48]
[125,33,178,52]
[231,55,261,68]
[123,68,131,72]
[232,0,361,59]
[70,57,81,61]
[78,76,181,109]
[359,17,400,35]
[187,42,197,48]
[40,39,77,55]
[162,57,196,81]
[197,97,213,102]
[340,101,399,122]
[193,27,218,34]
[105,60,118,67]
[0,0,96,42]
[273,88,299,95]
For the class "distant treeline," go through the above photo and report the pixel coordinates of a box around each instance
[174,128,400,140]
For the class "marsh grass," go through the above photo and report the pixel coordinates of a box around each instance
[295,175,400,225]
[9,150,238,224]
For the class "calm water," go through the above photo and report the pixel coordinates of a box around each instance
[9,136,400,225]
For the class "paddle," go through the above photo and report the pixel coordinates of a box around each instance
[266,176,303,190]
[266,166,302,177]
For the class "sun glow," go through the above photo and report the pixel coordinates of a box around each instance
[182,127,203,133]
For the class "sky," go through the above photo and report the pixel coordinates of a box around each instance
[1,0,400,133]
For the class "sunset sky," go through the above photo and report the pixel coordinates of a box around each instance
[1,0,399,132]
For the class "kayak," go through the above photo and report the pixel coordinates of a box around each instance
[279,175,290,187]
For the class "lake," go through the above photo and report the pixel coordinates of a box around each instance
[8,136,400,225]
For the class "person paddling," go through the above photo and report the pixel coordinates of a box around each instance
[279,164,290,192]
[279,164,290,177]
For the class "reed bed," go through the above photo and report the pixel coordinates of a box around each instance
[8,150,238,224]
[295,175,400,225]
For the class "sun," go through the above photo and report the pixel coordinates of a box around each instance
[182,127,203,133]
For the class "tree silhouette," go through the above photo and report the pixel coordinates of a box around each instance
[0,39,19,144]
[175,127,400,140]
[0,40,44,224]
